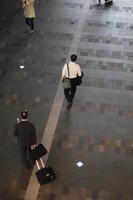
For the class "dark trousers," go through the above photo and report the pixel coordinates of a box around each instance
[64,85,76,103]
[20,147,31,169]
[25,18,34,31]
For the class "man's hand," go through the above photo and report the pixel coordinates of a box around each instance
[31,144,37,150]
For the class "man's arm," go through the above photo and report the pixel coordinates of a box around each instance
[30,124,37,149]
[77,64,82,77]
[31,124,37,145]
[62,63,67,80]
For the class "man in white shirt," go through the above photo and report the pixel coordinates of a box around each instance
[62,54,82,109]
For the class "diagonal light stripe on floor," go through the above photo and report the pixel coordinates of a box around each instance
[24,1,88,199]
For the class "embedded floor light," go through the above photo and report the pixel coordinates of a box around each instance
[76,162,84,167]
[20,65,24,69]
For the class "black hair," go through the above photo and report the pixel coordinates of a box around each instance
[70,54,77,62]
[21,111,28,119]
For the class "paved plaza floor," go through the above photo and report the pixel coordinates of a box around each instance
[1,0,133,199]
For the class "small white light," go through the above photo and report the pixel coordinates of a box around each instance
[20,65,24,69]
[76,162,84,167]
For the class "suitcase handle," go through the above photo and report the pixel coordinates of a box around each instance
[40,158,45,168]
[36,158,45,170]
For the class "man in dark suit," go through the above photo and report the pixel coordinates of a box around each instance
[14,110,37,169]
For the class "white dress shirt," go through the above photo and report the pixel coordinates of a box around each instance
[62,61,82,79]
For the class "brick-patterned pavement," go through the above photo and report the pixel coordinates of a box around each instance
[0,0,133,199]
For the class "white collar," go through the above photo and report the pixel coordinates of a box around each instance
[21,119,28,121]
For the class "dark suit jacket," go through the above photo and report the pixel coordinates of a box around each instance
[14,121,37,148]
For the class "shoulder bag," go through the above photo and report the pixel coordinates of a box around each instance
[62,63,71,89]
[76,71,84,86]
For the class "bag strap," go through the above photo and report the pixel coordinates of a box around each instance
[67,62,70,78]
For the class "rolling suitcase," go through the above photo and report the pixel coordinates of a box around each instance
[35,158,56,185]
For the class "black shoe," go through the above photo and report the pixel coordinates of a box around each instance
[67,102,72,109]
[24,30,29,34]
[98,0,101,4]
